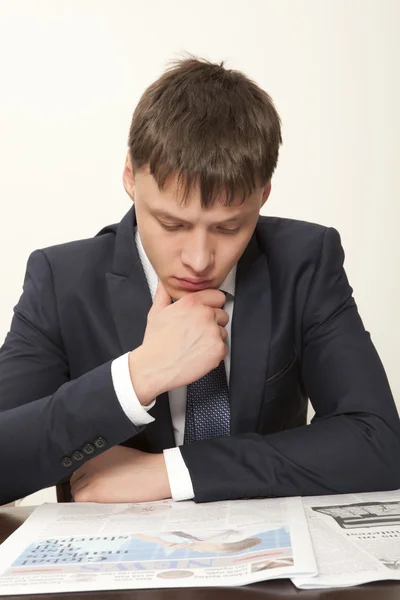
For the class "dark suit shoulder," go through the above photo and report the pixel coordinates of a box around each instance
[256,215,330,267]
[35,221,119,277]
[257,214,328,240]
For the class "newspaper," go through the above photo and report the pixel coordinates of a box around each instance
[292,489,400,589]
[0,496,316,594]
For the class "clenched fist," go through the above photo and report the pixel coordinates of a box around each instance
[128,281,229,405]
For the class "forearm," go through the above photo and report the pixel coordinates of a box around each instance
[0,360,139,505]
[180,413,400,503]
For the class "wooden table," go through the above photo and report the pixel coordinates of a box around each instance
[1,506,400,599]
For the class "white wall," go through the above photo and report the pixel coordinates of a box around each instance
[0,0,399,504]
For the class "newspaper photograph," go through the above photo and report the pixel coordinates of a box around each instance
[292,489,400,589]
[0,496,316,595]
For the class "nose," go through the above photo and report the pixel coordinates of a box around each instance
[181,230,214,276]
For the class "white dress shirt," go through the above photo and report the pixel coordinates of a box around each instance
[111,228,236,501]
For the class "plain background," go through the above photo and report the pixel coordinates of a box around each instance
[0,0,399,505]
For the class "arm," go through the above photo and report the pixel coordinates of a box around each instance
[0,250,141,505]
[179,227,400,502]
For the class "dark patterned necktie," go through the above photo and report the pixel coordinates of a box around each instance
[183,358,230,444]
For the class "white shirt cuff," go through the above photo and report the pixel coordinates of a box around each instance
[111,352,156,426]
[163,447,195,501]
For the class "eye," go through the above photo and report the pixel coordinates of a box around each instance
[159,222,183,231]
[218,227,240,234]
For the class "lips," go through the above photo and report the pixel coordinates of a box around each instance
[174,277,212,291]
[179,278,210,284]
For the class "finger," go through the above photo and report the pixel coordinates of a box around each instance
[149,279,172,315]
[70,468,86,486]
[213,308,229,327]
[219,325,228,342]
[71,477,89,495]
[190,289,227,308]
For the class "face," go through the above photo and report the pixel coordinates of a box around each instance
[123,157,271,300]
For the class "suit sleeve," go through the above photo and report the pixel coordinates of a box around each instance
[0,250,140,505]
[180,227,400,502]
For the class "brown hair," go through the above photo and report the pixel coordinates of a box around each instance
[128,53,282,208]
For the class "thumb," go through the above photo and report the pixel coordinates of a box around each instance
[150,279,172,314]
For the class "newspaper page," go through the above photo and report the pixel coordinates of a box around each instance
[292,489,400,589]
[0,496,316,595]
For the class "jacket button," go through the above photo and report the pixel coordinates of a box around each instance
[93,436,107,449]
[62,456,73,468]
[83,443,95,455]
[72,450,84,461]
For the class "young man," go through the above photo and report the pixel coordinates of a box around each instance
[0,57,399,506]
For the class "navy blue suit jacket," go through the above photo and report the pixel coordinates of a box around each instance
[1,206,399,505]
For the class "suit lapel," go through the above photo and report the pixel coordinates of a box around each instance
[105,206,175,450]
[229,227,272,435]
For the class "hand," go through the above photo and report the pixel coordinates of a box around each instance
[70,445,171,503]
[129,282,229,405]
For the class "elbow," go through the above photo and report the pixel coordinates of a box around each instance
[352,413,400,491]
[384,427,400,490]
[373,419,400,491]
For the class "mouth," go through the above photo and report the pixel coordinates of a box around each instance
[173,277,213,291]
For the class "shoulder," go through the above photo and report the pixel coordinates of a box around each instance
[256,214,329,246]
[255,215,341,265]
[28,220,119,280]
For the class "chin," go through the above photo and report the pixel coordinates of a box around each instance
[160,283,181,302]
[169,289,187,301]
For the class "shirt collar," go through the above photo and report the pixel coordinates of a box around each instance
[134,227,236,300]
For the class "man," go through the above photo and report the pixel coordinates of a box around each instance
[0,56,399,506]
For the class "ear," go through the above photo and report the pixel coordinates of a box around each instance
[122,153,135,201]
[260,180,272,209]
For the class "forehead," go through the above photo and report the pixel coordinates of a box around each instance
[135,167,259,216]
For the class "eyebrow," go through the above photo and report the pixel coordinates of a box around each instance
[152,209,243,225]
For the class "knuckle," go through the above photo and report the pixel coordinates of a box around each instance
[201,306,215,322]
[219,313,227,327]
[213,343,227,365]
[183,294,197,307]
[219,292,227,306]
